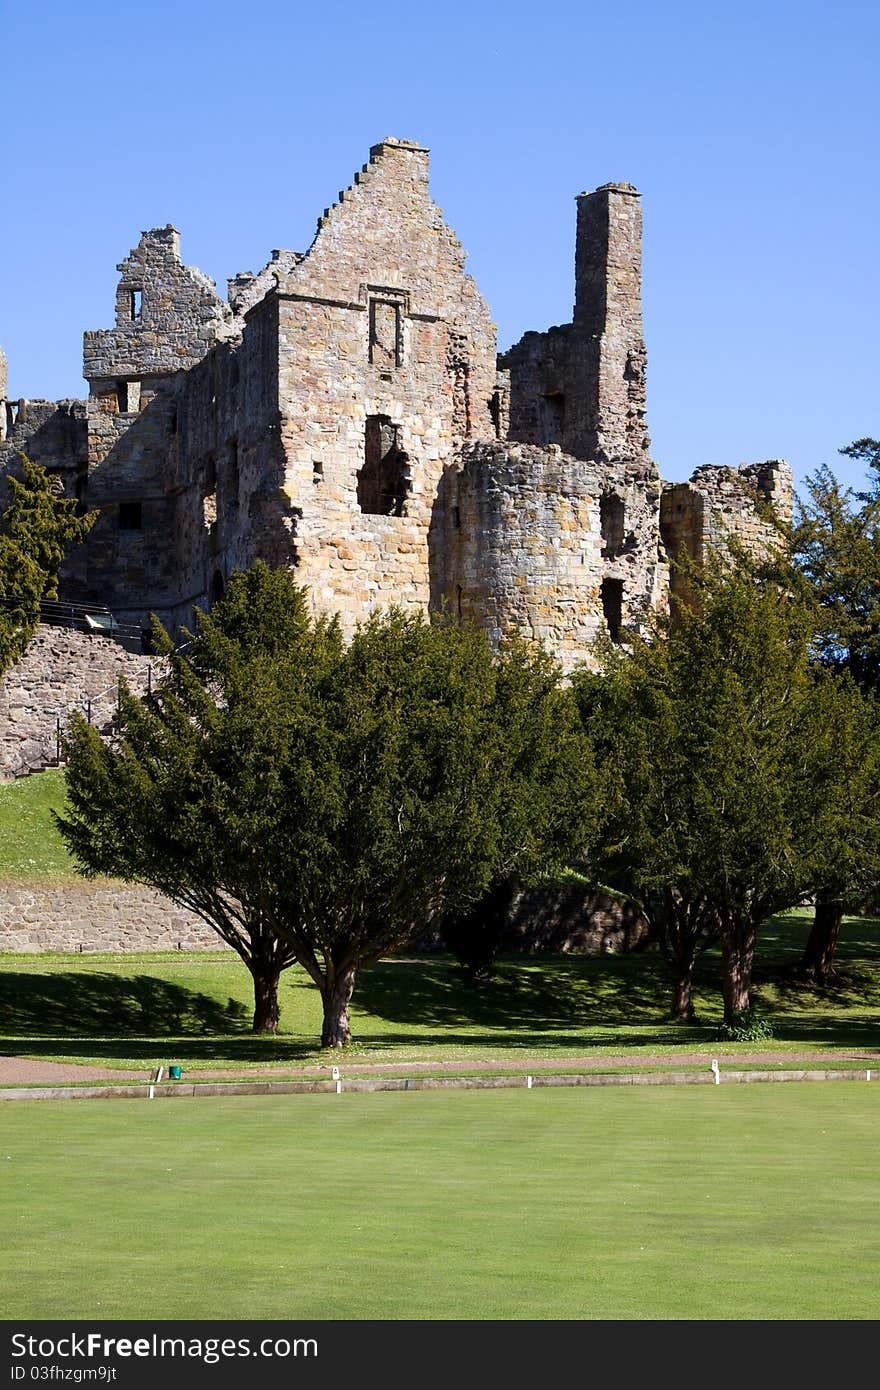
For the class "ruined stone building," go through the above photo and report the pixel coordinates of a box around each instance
[0,137,792,676]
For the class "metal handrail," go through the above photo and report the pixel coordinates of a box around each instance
[0,594,144,643]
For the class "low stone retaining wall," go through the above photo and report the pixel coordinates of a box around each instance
[0,1067,873,1102]
[0,878,650,956]
[505,884,650,953]
[0,881,219,952]
[416,883,653,955]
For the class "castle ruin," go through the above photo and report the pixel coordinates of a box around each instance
[0,137,792,675]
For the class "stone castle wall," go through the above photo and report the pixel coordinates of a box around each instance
[0,625,155,779]
[0,881,217,953]
[267,138,499,637]
[502,183,649,468]
[82,224,232,384]
[0,136,794,683]
[433,442,608,663]
[432,441,670,670]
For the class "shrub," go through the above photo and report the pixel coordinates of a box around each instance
[716,1008,775,1042]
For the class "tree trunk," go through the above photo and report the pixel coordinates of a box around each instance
[671,960,696,1021]
[653,889,705,1021]
[321,964,358,1048]
[721,924,755,1024]
[801,894,844,984]
[251,967,281,1034]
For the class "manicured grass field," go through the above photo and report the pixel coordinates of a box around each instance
[1,1084,877,1320]
[2,771,879,1323]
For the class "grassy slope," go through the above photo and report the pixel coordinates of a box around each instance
[0,767,77,879]
[1,1085,877,1319]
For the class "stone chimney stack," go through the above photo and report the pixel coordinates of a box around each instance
[0,345,7,442]
[572,182,649,464]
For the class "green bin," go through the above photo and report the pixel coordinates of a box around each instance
[169,1065,182,1080]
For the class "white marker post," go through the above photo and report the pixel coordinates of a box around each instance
[711,1059,720,1085]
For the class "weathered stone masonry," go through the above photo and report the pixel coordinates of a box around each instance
[1,136,793,727]
[0,625,154,779]
[0,877,648,956]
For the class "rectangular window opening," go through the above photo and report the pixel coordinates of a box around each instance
[357,415,411,516]
[600,493,626,558]
[118,501,142,530]
[130,289,143,323]
[369,299,402,369]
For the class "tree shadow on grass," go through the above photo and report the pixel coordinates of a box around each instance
[758,912,880,965]
[753,1013,880,1050]
[0,972,249,1038]
[0,1034,325,1065]
[357,952,678,1032]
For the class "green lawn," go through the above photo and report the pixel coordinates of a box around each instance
[0,767,76,878]
[1,1085,877,1319]
[2,773,879,1323]
[1,769,879,1072]
[0,908,878,1071]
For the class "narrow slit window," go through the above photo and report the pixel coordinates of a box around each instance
[601,578,624,643]
[130,289,143,323]
[539,393,565,447]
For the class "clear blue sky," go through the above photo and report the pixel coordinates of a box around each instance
[2,0,876,494]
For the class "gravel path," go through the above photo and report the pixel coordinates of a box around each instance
[1,1047,878,1086]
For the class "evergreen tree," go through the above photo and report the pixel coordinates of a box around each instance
[790,437,880,977]
[58,563,595,1043]
[575,564,880,1024]
[0,453,95,673]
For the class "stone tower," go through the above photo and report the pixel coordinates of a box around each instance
[500,180,651,473]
